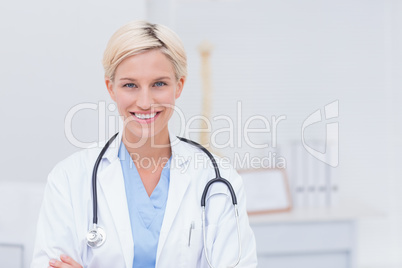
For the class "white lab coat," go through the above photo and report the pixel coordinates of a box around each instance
[31,131,257,268]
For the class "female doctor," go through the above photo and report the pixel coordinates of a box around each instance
[31,20,257,268]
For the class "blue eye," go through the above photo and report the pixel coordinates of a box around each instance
[154,81,166,87]
[124,83,136,88]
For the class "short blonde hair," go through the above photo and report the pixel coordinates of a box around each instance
[102,20,187,81]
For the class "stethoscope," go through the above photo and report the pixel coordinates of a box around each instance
[87,132,242,268]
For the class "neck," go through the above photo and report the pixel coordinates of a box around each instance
[122,127,172,164]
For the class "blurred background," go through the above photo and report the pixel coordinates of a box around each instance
[0,0,401,267]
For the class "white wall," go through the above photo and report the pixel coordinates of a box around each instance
[166,1,401,267]
[0,0,146,266]
[0,0,147,183]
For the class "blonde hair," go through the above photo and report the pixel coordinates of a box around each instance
[102,20,187,82]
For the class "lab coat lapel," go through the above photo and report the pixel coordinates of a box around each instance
[156,135,191,261]
[97,133,134,268]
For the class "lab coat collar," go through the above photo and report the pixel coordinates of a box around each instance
[97,127,193,265]
[156,131,193,263]
[97,159,134,268]
[99,131,122,163]
[99,129,190,167]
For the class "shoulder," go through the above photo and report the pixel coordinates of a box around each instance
[47,145,102,185]
[175,139,243,186]
[53,146,100,171]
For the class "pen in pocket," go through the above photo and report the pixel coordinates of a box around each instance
[188,221,195,246]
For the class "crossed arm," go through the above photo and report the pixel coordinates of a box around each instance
[48,255,82,268]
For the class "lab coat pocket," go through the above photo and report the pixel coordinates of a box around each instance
[185,223,203,267]
[185,223,217,268]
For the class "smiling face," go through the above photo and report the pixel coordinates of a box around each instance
[105,49,185,146]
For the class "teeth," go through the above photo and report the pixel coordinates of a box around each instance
[134,112,157,119]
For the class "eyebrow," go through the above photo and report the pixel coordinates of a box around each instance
[119,76,172,81]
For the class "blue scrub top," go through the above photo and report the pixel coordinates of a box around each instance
[118,142,171,268]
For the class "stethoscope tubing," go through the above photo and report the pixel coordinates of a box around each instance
[91,132,119,224]
[176,136,241,268]
[176,136,238,206]
[89,133,242,267]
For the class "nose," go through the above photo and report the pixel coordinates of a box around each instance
[136,87,152,110]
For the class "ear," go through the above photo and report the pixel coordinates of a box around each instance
[175,76,186,99]
[105,76,116,102]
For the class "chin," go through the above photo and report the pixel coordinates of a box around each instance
[126,125,165,139]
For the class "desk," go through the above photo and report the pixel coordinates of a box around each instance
[0,181,46,268]
[248,202,383,268]
[0,243,24,268]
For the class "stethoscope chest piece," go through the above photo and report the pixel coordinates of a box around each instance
[86,224,106,248]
